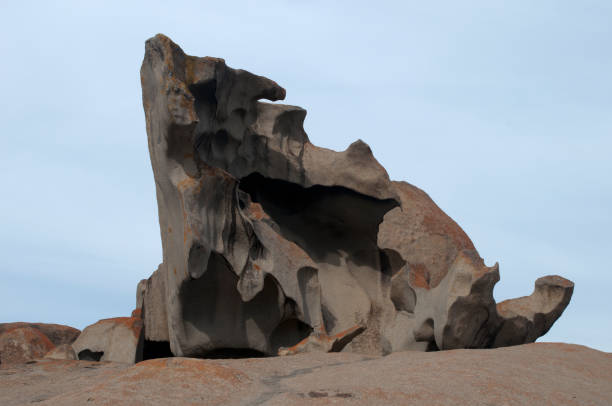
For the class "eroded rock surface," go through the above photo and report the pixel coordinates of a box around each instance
[0,323,80,366]
[0,322,80,347]
[138,34,574,357]
[72,317,143,363]
[44,344,77,361]
[0,343,610,405]
[0,327,55,365]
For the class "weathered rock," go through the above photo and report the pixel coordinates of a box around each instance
[0,343,610,405]
[44,344,77,360]
[0,326,55,365]
[278,325,366,356]
[494,275,574,347]
[138,34,574,357]
[72,317,143,363]
[0,323,80,347]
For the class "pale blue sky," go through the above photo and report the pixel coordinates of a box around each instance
[1,1,610,351]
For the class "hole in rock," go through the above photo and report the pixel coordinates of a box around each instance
[200,348,266,359]
[426,341,440,352]
[238,172,400,332]
[188,79,217,106]
[78,350,104,361]
[380,248,407,278]
[413,318,439,352]
[270,318,313,353]
[238,172,398,265]
[179,252,284,358]
[142,340,173,360]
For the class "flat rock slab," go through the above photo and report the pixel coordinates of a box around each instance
[0,343,610,405]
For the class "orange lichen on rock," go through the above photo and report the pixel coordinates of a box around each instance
[0,326,55,365]
[409,263,431,289]
[278,325,365,355]
[98,317,143,339]
[135,358,248,384]
[247,202,270,221]
[0,322,80,347]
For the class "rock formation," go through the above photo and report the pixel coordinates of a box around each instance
[0,323,80,347]
[137,34,574,358]
[44,344,77,361]
[72,317,143,363]
[0,323,80,365]
[0,327,54,365]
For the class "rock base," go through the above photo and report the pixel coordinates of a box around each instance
[0,343,610,405]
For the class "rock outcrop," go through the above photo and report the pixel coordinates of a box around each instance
[0,323,80,347]
[0,327,55,365]
[72,317,143,363]
[44,344,77,361]
[0,323,80,365]
[137,34,574,357]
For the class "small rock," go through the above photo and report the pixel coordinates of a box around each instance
[72,317,143,364]
[44,344,77,360]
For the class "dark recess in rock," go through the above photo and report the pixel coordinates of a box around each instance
[71,317,144,363]
[238,172,398,266]
[142,340,173,360]
[199,348,266,359]
[78,350,104,362]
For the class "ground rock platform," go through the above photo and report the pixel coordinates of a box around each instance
[1,343,610,405]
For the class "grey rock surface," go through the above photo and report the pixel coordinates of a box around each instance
[138,34,574,357]
[72,317,143,363]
